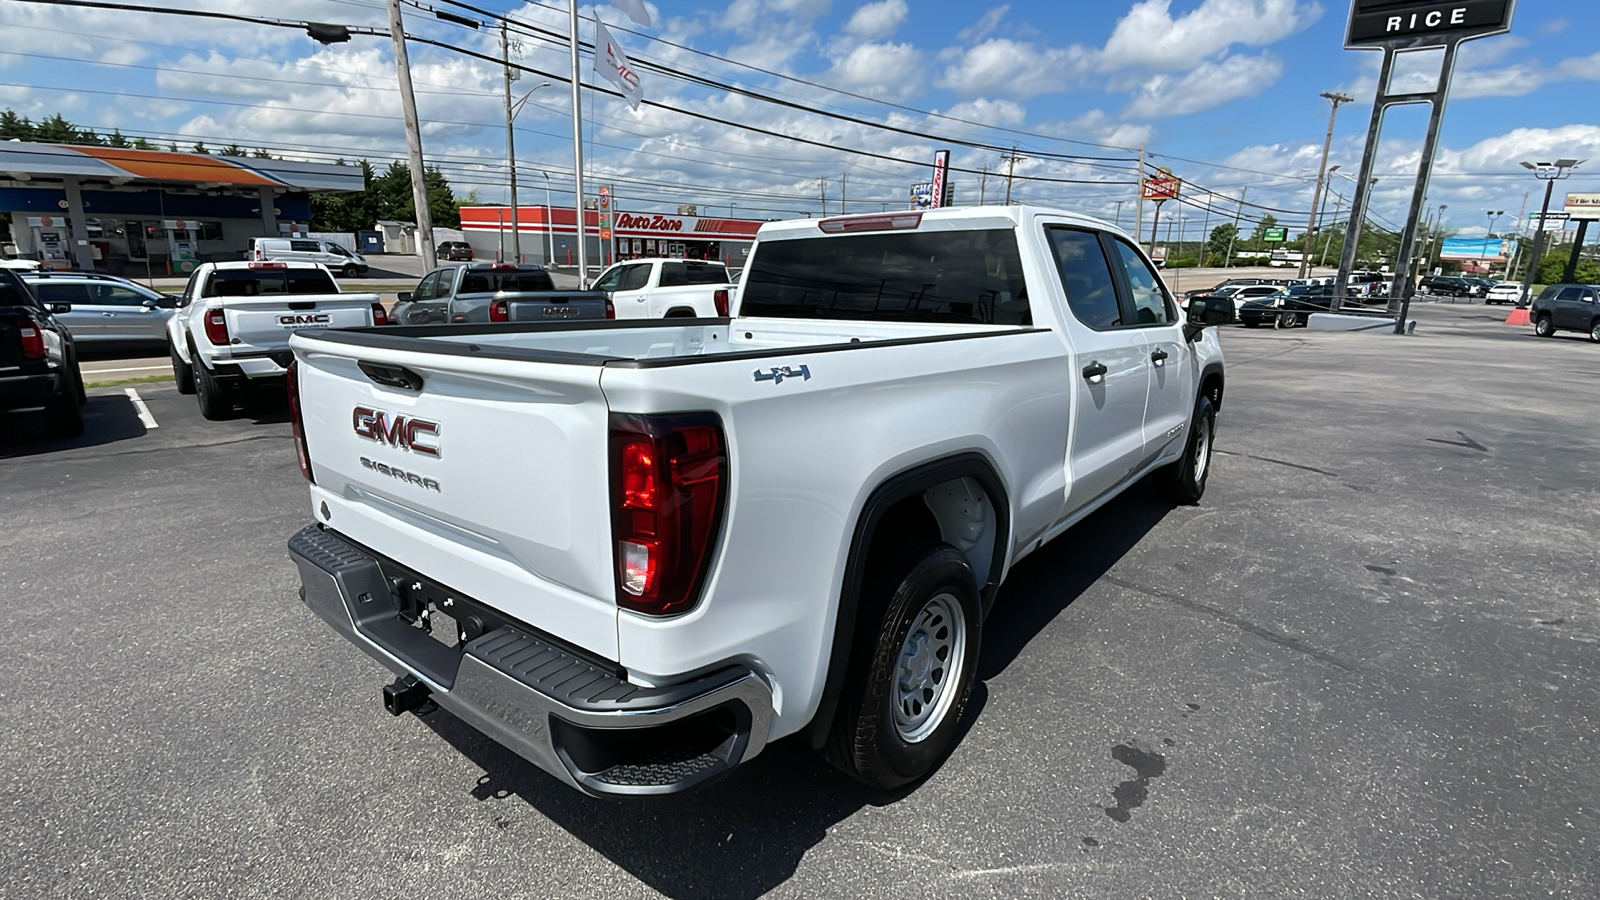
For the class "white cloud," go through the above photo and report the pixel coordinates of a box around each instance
[843,0,907,39]
[937,38,1091,98]
[939,98,1027,129]
[1098,0,1323,73]
[826,41,924,100]
[957,5,1010,43]
[1124,53,1282,118]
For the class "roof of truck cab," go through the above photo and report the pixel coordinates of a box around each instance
[208,260,327,269]
[753,204,1123,241]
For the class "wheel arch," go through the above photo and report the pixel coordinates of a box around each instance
[1199,362,1224,411]
[807,451,1011,750]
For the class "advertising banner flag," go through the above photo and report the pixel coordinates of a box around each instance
[594,20,643,110]
[606,0,652,27]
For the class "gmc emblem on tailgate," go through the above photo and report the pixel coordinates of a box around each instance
[352,406,441,457]
[279,314,331,326]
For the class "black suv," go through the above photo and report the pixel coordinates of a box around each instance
[1529,284,1600,342]
[1417,275,1476,298]
[1,267,85,437]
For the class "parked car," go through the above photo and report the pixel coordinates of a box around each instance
[1238,284,1371,328]
[168,261,386,419]
[591,258,735,319]
[285,205,1229,797]
[390,263,610,325]
[21,272,176,348]
[1416,275,1475,298]
[436,241,474,262]
[1,267,84,437]
[1182,277,1281,301]
[250,237,369,278]
[1529,284,1600,342]
[1485,282,1523,305]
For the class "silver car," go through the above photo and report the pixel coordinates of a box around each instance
[21,273,177,346]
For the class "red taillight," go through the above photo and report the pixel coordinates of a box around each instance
[203,309,229,345]
[247,261,288,269]
[286,360,314,483]
[713,289,729,317]
[610,413,726,616]
[18,322,45,358]
[817,212,922,234]
[371,302,388,326]
[489,299,508,322]
[605,297,616,319]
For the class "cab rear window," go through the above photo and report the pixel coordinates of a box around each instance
[661,263,730,287]
[204,268,339,296]
[740,229,1029,325]
[459,270,555,293]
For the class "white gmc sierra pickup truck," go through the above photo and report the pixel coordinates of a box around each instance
[168,261,384,419]
[590,257,736,319]
[286,206,1230,797]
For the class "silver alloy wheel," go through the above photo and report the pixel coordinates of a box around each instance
[1591,321,1600,343]
[1193,410,1212,487]
[893,591,967,744]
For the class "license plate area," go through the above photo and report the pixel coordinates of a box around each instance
[387,569,509,654]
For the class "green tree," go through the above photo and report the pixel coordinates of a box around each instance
[220,143,246,157]
[250,148,274,159]
[34,113,98,144]
[191,142,210,155]
[107,129,131,148]
[1248,213,1279,247]
[1206,223,1238,265]
[0,109,34,141]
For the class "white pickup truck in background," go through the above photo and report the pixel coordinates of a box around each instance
[591,257,736,318]
[168,261,384,419]
[285,206,1229,797]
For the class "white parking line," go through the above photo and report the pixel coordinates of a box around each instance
[84,364,172,376]
[124,388,159,429]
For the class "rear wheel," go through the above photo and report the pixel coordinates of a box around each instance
[1590,320,1600,343]
[1534,315,1556,338]
[193,357,234,420]
[341,264,359,278]
[45,364,85,438]
[824,544,981,790]
[171,340,195,394]
[1277,311,1296,329]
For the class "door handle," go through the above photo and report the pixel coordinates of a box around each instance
[1150,349,1168,366]
[1081,361,1107,383]
[101,312,116,317]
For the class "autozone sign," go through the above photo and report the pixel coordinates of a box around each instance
[615,213,685,231]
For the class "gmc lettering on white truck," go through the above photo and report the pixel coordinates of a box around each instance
[285,206,1230,797]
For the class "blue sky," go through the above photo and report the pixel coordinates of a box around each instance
[2,0,1597,241]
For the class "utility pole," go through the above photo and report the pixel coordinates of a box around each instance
[1319,190,1344,268]
[1112,200,1124,229]
[840,173,847,215]
[1002,146,1023,204]
[385,0,436,270]
[1196,193,1212,267]
[819,177,827,217]
[1301,91,1353,278]
[1223,186,1246,269]
[1134,142,1146,249]
[501,23,521,263]
[979,165,989,205]
[567,0,588,285]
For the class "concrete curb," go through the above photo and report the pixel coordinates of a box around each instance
[1307,313,1415,334]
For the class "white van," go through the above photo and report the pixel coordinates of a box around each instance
[250,238,369,277]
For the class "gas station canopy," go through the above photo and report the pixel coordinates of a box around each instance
[0,142,364,192]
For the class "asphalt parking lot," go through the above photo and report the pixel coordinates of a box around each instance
[3,304,1596,899]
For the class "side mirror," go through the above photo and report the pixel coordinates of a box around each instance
[1186,296,1232,327]
[141,298,159,309]
[50,302,72,314]
[397,291,413,303]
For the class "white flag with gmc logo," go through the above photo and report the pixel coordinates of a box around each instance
[594,20,643,111]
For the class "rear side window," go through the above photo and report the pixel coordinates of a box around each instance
[203,268,339,297]
[740,228,1029,325]
[660,263,687,287]
[618,265,651,291]
[32,282,93,305]
[458,270,555,293]
[1045,228,1121,330]
[1556,287,1583,301]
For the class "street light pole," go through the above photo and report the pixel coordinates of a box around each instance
[1518,160,1583,300]
[501,21,551,266]
[1485,209,1503,274]
[1301,91,1353,278]
[1423,203,1446,275]
[540,170,552,266]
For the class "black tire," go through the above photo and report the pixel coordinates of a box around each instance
[1154,394,1216,505]
[824,544,982,790]
[341,264,359,278]
[171,340,195,394]
[1534,315,1556,338]
[1590,320,1600,344]
[193,357,234,420]
[1277,311,1296,329]
[45,365,85,438]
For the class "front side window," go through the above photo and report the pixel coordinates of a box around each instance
[290,240,320,253]
[326,244,352,258]
[1045,227,1121,330]
[740,228,1029,325]
[412,271,441,302]
[94,285,156,306]
[1110,240,1175,325]
[619,264,652,291]
[593,265,632,292]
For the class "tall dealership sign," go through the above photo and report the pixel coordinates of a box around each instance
[1332,0,1516,329]
[930,150,952,209]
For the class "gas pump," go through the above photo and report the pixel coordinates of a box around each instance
[163,219,200,274]
[25,216,71,266]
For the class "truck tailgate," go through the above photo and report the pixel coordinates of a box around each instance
[225,293,376,351]
[291,335,619,658]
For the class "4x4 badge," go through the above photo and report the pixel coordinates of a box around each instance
[754,365,810,385]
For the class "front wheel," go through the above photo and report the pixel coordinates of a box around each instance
[341,264,359,278]
[1277,311,1296,329]
[1590,320,1600,344]
[1534,315,1556,338]
[1154,394,1216,505]
[824,545,981,790]
[171,340,195,394]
